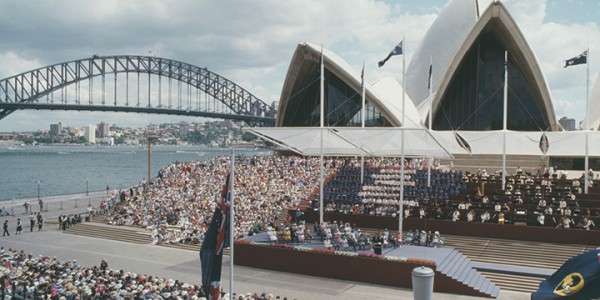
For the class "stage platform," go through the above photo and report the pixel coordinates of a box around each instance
[239,232,557,298]
[243,232,553,278]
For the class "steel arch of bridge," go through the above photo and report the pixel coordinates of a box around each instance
[0,55,276,126]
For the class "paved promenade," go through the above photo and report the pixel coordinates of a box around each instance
[1,190,111,222]
[0,193,530,299]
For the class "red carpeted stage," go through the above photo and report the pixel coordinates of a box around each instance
[235,233,502,298]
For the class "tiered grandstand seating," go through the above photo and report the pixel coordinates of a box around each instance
[311,164,600,230]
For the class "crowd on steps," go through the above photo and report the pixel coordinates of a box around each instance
[106,155,340,245]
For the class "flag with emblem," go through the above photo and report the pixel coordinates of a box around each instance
[200,171,232,300]
[532,249,600,299]
[378,41,403,67]
[564,50,588,68]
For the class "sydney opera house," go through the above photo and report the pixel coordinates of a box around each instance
[251,0,600,172]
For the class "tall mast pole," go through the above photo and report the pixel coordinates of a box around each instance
[502,51,508,191]
[229,149,235,300]
[319,45,325,224]
[585,48,590,194]
[427,56,433,187]
[399,36,406,235]
[361,62,366,184]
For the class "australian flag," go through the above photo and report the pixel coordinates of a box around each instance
[378,41,403,67]
[531,248,600,299]
[200,172,232,300]
[564,50,588,68]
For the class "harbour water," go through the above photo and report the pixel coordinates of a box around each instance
[0,144,270,201]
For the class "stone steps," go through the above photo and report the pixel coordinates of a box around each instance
[436,249,499,298]
[480,271,543,293]
[82,216,234,255]
[443,235,591,270]
[64,222,151,244]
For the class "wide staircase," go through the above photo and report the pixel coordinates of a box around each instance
[64,215,234,255]
[63,216,151,244]
[438,234,592,293]
[354,227,592,293]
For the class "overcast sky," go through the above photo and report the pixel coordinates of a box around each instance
[0,0,599,132]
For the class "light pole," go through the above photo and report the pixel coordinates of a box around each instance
[36,180,41,201]
[147,136,158,184]
[86,177,89,196]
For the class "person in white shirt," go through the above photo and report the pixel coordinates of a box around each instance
[480,211,490,223]
[452,210,461,222]
[537,212,545,226]
[538,198,546,208]
[419,208,426,219]
[482,195,489,205]
[467,210,476,222]
[582,217,595,230]
[559,199,567,210]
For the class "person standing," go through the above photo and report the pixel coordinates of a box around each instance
[29,214,35,232]
[100,259,108,271]
[37,212,43,231]
[16,218,22,235]
[2,220,8,236]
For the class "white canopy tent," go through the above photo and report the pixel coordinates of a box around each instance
[247,127,600,157]
[245,127,454,159]
[429,130,600,157]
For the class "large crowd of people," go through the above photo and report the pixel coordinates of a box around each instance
[106,155,340,245]
[316,158,600,230]
[0,246,207,299]
[102,155,599,250]
[0,247,291,300]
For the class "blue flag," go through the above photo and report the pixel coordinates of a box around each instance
[564,50,588,68]
[378,41,403,67]
[200,172,232,300]
[531,249,600,299]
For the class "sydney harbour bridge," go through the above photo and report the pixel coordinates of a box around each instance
[0,55,277,126]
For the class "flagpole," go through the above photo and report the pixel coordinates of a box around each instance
[427,55,432,187]
[361,61,366,184]
[585,47,590,194]
[399,36,406,236]
[319,45,325,224]
[502,50,508,191]
[229,149,235,300]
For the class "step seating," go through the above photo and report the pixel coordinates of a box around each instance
[436,248,500,297]
[479,271,543,293]
[64,222,151,244]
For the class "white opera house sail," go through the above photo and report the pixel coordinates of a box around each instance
[276,0,558,133]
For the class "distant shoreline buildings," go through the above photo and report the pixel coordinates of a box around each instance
[0,119,257,147]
